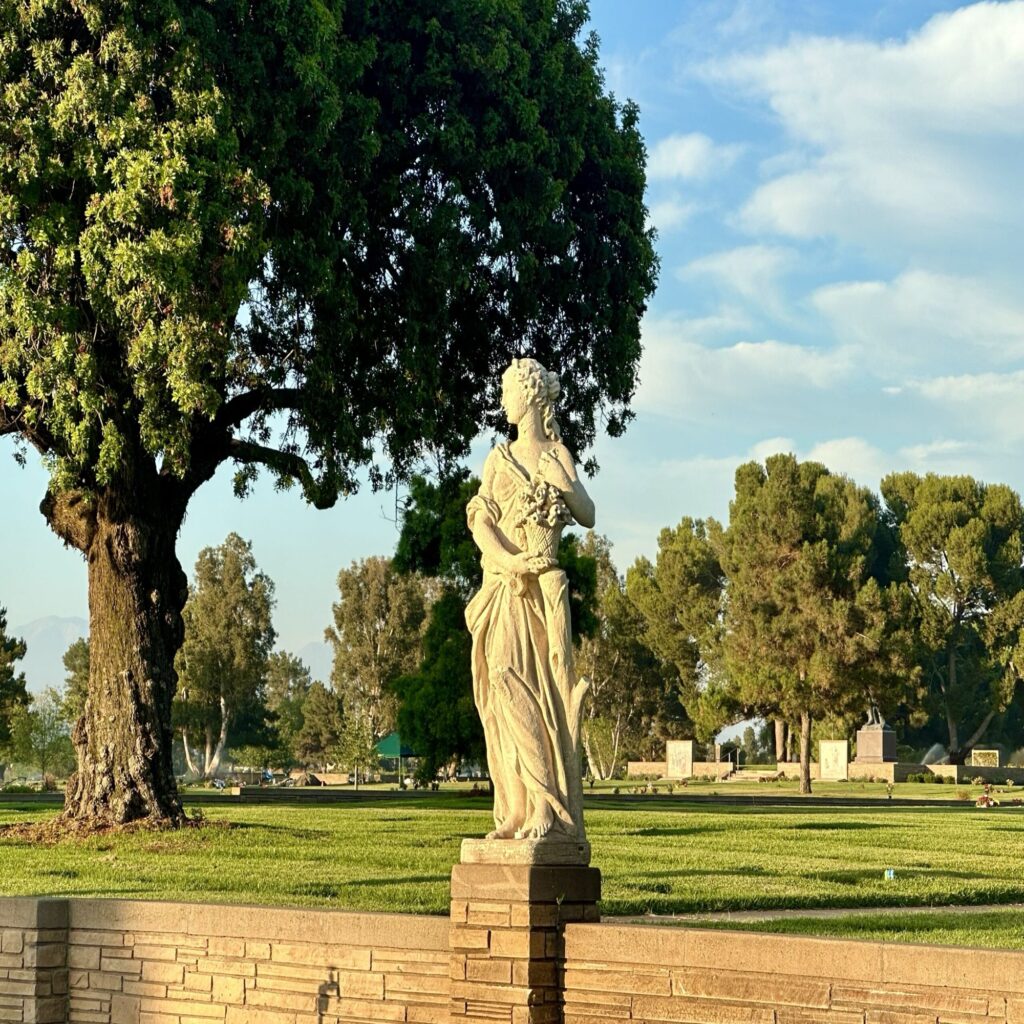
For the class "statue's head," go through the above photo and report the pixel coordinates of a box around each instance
[501,357,561,441]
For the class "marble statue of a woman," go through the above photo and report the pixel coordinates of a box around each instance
[465,357,595,853]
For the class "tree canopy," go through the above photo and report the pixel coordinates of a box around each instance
[326,556,428,742]
[627,517,724,743]
[710,455,911,792]
[0,0,655,505]
[881,472,1024,762]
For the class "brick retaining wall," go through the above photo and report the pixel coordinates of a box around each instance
[562,922,1024,1024]
[1,899,448,1024]
[3,898,1024,1024]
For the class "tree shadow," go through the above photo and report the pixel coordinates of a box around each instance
[788,821,891,831]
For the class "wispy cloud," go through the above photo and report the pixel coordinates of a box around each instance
[680,244,797,319]
[647,132,743,181]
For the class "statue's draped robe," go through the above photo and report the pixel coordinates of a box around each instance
[466,444,587,839]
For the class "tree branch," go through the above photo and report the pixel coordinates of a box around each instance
[0,404,57,454]
[217,388,303,429]
[229,438,337,510]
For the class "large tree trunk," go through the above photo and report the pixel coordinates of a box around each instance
[774,719,787,764]
[57,495,187,827]
[205,697,230,779]
[181,729,200,777]
[944,645,962,762]
[799,710,812,795]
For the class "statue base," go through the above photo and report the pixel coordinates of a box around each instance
[460,836,591,866]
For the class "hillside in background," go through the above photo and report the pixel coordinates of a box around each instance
[11,616,87,694]
[297,641,333,685]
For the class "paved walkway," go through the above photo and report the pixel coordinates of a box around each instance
[618,902,1024,924]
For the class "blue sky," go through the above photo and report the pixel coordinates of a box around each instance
[2,1,1023,685]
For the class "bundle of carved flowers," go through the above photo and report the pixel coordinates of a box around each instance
[517,479,571,559]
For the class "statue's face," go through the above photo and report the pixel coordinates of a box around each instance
[501,369,528,425]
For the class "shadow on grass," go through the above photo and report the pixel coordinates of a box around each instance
[788,821,892,831]
[620,826,709,838]
[638,866,768,880]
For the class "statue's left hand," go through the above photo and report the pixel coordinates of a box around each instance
[536,449,573,491]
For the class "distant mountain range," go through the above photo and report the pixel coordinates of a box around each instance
[9,615,333,694]
[11,616,87,694]
[297,640,333,685]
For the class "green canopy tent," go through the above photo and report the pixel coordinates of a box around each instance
[375,732,417,783]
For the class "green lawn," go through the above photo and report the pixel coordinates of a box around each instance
[2,796,1023,948]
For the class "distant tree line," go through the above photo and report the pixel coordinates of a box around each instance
[4,455,1023,795]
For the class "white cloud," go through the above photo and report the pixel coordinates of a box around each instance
[804,437,889,486]
[749,436,795,462]
[635,315,852,419]
[812,269,1024,372]
[647,196,698,234]
[701,3,1024,260]
[647,132,743,181]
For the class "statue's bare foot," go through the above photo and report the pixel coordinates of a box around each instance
[515,804,554,840]
[486,820,518,840]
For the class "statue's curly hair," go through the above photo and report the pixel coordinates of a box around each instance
[508,358,561,441]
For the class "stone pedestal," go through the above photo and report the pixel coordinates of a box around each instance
[449,859,601,1024]
[856,723,897,763]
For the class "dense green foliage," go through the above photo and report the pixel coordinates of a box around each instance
[393,588,481,782]
[0,608,27,747]
[0,0,655,498]
[3,797,1024,949]
[627,518,724,742]
[882,473,1024,761]
[261,651,312,767]
[61,639,90,726]
[577,533,683,776]
[5,688,73,778]
[293,681,343,769]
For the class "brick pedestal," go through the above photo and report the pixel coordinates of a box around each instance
[0,898,68,1024]
[449,863,600,1024]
